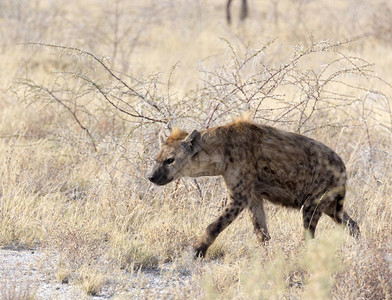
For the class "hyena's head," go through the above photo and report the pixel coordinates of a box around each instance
[148,128,202,186]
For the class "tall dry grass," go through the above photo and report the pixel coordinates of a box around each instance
[0,0,392,298]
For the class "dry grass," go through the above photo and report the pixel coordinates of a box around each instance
[0,0,392,298]
[0,272,36,300]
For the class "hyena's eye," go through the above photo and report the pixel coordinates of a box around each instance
[164,158,175,165]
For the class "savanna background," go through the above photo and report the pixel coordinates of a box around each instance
[0,0,392,298]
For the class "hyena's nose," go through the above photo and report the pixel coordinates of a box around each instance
[147,172,158,183]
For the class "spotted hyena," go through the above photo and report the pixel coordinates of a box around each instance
[148,115,360,257]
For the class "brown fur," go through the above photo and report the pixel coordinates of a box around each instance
[148,117,360,257]
[166,127,188,142]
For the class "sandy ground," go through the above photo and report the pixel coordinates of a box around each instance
[0,249,195,299]
[0,249,85,299]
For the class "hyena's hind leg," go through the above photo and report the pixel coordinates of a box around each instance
[248,198,271,244]
[324,187,360,238]
[302,202,323,239]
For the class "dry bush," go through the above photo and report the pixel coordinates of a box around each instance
[47,222,105,271]
[16,37,391,151]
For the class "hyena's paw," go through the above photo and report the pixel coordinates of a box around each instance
[349,221,360,238]
[192,242,208,259]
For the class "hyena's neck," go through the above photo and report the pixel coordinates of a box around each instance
[187,130,226,177]
[200,124,257,189]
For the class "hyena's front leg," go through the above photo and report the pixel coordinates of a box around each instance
[193,195,247,258]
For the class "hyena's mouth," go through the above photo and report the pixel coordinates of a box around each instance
[148,172,173,186]
[154,176,173,186]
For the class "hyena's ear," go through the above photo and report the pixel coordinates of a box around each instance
[181,130,202,154]
[158,129,167,148]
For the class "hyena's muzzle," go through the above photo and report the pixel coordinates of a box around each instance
[147,165,173,186]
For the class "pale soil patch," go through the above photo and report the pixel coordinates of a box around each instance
[0,249,195,299]
[0,249,85,299]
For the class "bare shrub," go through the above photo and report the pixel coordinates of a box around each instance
[16,37,391,156]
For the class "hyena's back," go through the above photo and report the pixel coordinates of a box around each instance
[237,122,347,209]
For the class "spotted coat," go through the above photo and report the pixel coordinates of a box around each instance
[148,116,360,257]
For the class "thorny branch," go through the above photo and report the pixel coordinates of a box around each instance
[22,42,168,124]
[21,80,98,152]
[16,38,392,161]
